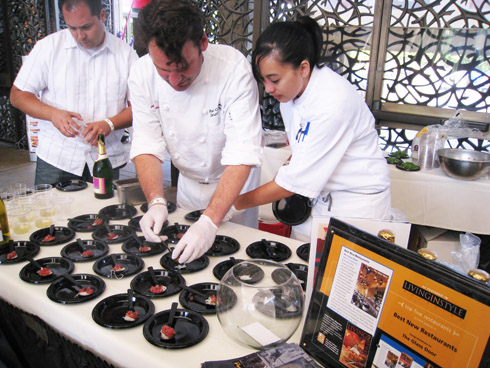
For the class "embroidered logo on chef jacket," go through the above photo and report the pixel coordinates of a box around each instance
[208,103,222,118]
[296,121,310,143]
[150,104,159,110]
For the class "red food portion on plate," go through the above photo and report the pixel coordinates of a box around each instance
[42,234,56,243]
[37,267,52,277]
[161,325,175,340]
[205,294,217,305]
[6,251,17,260]
[106,232,118,240]
[112,264,125,272]
[124,310,139,321]
[81,250,94,258]
[92,218,103,226]
[149,284,166,294]
[78,286,94,296]
[138,246,150,253]
[176,233,184,239]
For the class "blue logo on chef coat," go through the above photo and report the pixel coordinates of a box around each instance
[296,122,310,142]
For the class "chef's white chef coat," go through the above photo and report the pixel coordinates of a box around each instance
[129,44,263,227]
[13,29,137,176]
[276,66,392,241]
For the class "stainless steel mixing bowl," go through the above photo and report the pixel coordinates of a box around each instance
[437,148,490,180]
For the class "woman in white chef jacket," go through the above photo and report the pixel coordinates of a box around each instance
[234,16,392,242]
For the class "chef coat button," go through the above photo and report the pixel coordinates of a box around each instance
[199,137,205,143]
[202,108,207,115]
[201,161,207,167]
[174,154,180,160]
[162,104,170,111]
[169,130,175,137]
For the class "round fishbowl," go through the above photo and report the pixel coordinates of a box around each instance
[216,259,304,350]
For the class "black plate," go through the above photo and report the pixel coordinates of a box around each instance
[47,273,106,304]
[93,253,144,279]
[246,239,292,262]
[122,235,168,257]
[205,235,240,257]
[29,226,75,246]
[272,194,311,226]
[252,288,303,319]
[273,263,308,291]
[98,204,137,220]
[296,243,310,262]
[130,268,186,298]
[55,179,88,192]
[128,215,169,233]
[0,241,40,264]
[160,223,190,244]
[212,258,244,281]
[143,308,209,349]
[92,224,134,244]
[160,252,209,274]
[92,292,155,329]
[19,257,74,284]
[67,214,108,233]
[140,201,177,214]
[396,162,421,171]
[231,261,265,284]
[184,210,204,222]
[179,282,237,315]
[61,239,109,262]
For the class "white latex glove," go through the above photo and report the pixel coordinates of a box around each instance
[222,205,246,223]
[139,205,169,242]
[172,214,218,263]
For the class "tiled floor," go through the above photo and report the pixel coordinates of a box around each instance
[0,144,177,202]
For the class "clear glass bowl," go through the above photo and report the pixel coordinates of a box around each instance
[216,259,304,350]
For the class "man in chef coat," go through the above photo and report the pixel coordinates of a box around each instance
[129,0,263,263]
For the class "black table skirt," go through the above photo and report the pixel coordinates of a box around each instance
[0,298,115,368]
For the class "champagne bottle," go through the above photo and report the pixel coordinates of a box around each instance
[0,197,10,245]
[93,134,114,199]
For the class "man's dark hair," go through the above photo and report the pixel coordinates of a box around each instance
[59,0,103,17]
[136,0,205,66]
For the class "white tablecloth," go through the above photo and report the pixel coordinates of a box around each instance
[3,187,306,368]
[261,145,490,235]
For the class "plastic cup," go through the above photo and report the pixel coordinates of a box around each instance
[54,196,74,222]
[9,206,32,235]
[33,195,55,228]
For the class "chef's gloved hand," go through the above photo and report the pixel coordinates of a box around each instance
[172,215,218,263]
[139,205,168,243]
[222,205,244,223]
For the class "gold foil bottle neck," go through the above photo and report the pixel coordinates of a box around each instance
[468,269,490,284]
[417,248,438,261]
[378,229,395,243]
[97,134,107,155]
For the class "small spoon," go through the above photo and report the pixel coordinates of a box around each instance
[127,288,134,311]
[147,266,159,286]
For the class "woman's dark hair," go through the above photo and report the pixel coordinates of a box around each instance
[59,0,103,17]
[135,0,205,66]
[252,16,323,82]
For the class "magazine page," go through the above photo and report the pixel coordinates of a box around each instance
[301,219,490,368]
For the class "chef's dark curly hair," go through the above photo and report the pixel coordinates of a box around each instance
[136,0,205,66]
[252,16,324,82]
[59,0,103,17]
